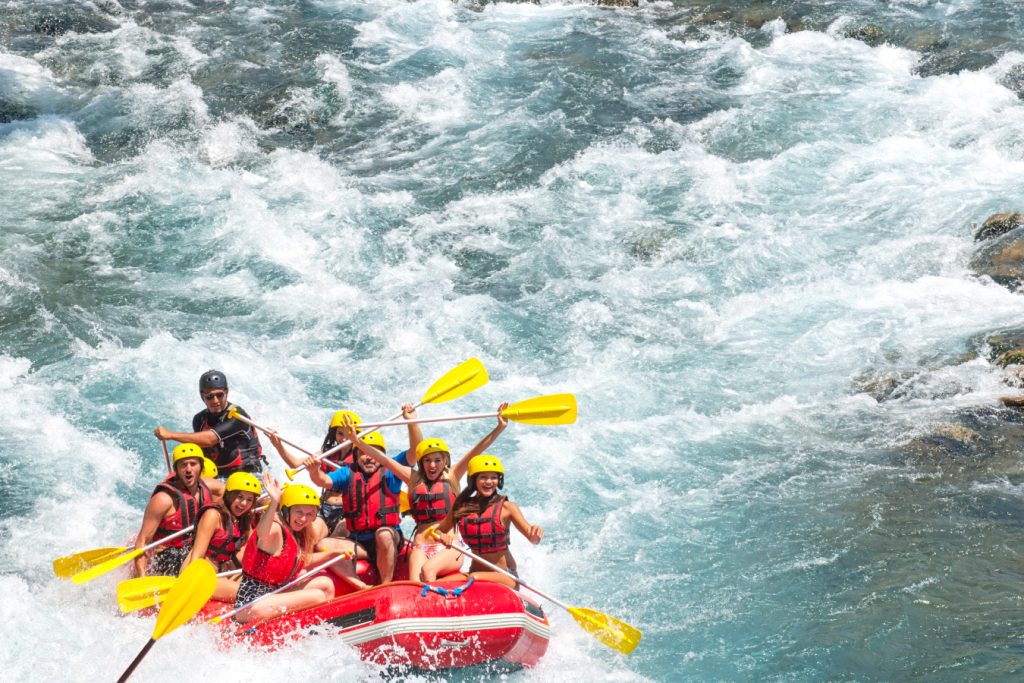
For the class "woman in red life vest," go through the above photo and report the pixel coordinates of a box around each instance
[266,409,364,536]
[430,454,543,589]
[341,403,510,583]
[232,474,345,625]
[180,471,262,601]
[132,443,225,577]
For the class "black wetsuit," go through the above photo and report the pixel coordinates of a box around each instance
[192,403,264,477]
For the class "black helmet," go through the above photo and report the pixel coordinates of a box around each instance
[199,370,228,393]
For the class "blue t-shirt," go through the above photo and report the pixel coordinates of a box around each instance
[327,449,408,542]
[327,449,407,494]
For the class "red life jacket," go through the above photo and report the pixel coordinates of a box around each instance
[198,505,244,568]
[410,476,455,525]
[342,466,401,532]
[458,495,510,554]
[152,475,212,548]
[241,519,302,586]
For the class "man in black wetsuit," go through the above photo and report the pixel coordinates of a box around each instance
[154,369,265,478]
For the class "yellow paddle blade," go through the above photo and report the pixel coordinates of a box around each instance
[153,560,216,640]
[117,576,178,613]
[568,606,642,655]
[72,547,145,585]
[502,393,578,425]
[421,358,489,404]
[53,547,127,579]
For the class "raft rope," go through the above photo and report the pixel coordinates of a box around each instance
[420,577,474,598]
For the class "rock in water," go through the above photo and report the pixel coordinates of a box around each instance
[974,212,1024,241]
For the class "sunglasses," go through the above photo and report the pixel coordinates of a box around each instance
[202,391,227,401]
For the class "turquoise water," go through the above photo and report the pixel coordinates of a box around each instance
[5,1,1024,680]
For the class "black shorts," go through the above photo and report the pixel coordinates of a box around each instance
[319,501,345,533]
[353,527,404,566]
[234,574,278,608]
[149,545,190,576]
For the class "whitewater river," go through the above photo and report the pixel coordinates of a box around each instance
[4,0,1024,680]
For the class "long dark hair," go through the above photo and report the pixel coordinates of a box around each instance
[221,490,255,536]
[320,427,354,465]
[451,474,504,523]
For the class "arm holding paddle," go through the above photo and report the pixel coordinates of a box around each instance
[451,402,509,481]
[153,425,219,448]
[179,507,222,573]
[266,428,309,470]
[403,402,424,459]
[132,491,174,577]
[340,415,414,486]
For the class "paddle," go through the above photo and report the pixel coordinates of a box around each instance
[358,393,578,429]
[224,409,316,459]
[429,531,642,655]
[53,546,127,579]
[117,569,242,613]
[70,525,195,585]
[282,357,489,480]
[116,559,217,682]
[161,440,172,473]
[208,551,351,624]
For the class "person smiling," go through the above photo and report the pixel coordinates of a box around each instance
[343,403,510,583]
[430,454,543,589]
[153,369,264,478]
[180,471,262,601]
[232,474,345,624]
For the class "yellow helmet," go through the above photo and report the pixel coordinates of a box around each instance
[330,410,362,430]
[201,458,218,478]
[172,443,205,465]
[467,454,504,477]
[415,438,449,462]
[359,430,386,450]
[226,472,262,495]
[280,483,321,508]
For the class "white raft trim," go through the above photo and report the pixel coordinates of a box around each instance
[335,612,551,647]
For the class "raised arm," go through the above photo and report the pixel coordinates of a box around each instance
[451,402,509,482]
[403,403,423,458]
[503,500,543,545]
[266,429,306,469]
[303,455,334,489]
[255,472,284,555]
[341,417,414,486]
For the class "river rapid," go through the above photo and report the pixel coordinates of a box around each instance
[4,0,1024,680]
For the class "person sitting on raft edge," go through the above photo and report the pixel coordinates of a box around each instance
[132,443,226,577]
[153,369,265,478]
[303,416,407,589]
[342,402,510,583]
[180,471,262,602]
[429,454,543,590]
[232,474,348,625]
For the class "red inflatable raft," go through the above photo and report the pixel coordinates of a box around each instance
[198,561,550,671]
